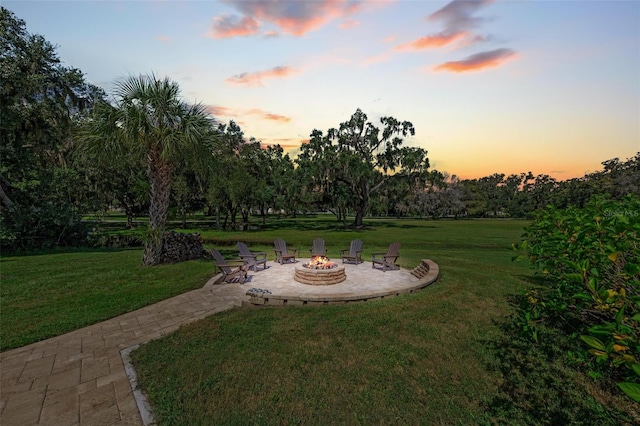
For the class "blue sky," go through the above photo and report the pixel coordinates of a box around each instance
[5,0,640,179]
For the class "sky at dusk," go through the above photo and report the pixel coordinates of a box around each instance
[5,0,640,180]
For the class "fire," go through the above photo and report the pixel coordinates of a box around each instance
[304,255,337,270]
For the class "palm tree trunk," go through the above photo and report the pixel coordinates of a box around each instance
[142,149,173,266]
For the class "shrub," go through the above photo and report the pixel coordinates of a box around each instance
[514,195,640,403]
[0,204,88,253]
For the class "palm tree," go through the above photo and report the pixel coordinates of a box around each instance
[81,74,216,265]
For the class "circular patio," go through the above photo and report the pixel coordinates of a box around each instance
[234,258,439,307]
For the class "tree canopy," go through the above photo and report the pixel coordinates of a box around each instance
[1,7,104,250]
[80,73,218,265]
[2,7,639,255]
[298,108,430,227]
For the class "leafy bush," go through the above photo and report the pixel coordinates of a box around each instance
[515,195,640,403]
[86,230,144,248]
[0,204,89,253]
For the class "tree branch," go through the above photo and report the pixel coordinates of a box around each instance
[0,182,15,209]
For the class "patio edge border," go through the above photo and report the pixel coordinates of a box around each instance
[246,259,439,306]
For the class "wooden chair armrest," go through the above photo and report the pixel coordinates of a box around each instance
[220,259,246,266]
[245,252,267,259]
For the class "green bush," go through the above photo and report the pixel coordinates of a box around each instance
[515,195,640,402]
[86,230,145,248]
[0,204,89,253]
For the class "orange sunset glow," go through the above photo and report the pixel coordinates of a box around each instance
[7,0,638,181]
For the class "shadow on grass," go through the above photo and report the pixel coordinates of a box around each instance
[0,246,144,258]
[515,274,546,287]
[367,220,439,230]
[478,293,636,425]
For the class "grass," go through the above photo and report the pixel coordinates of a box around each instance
[128,218,535,425]
[0,248,212,350]
[6,217,627,423]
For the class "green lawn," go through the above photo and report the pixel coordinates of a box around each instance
[128,218,537,425]
[4,217,630,424]
[0,249,212,350]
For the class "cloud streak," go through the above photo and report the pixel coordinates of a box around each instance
[208,0,364,38]
[433,48,516,72]
[395,31,468,51]
[207,14,260,38]
[246,109,291,123]
[226,65,299,87]
[207,105,292,124]
[428,0,494,32]
[206,105,236,117]
[396,0,493,51]
[262,138,302,150]
[393,0,516,73]
[263,113,291,123]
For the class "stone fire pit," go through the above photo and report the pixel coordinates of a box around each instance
[294,256,346,285]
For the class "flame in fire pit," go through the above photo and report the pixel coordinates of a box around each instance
[304,255,337,269]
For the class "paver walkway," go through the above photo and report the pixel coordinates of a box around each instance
[1,259,438,426]
[0,278,248,426]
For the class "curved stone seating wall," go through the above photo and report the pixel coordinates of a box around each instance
[248,259,439,307]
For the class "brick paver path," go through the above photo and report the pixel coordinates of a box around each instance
[0,278,247,426]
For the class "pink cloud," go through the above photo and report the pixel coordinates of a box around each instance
[428,0,494,31]
[206,105,236,117]
[433,48,517,72]
[395,0,494,52]
[226,65,299,87]
[207,106,292,123]
[263,113,291,122]
[246,109,292,122]
[263,30,280,38]
[395,31,468,51]
[206,14,259,39]
[156,35,171,43]
[214,0,364,37]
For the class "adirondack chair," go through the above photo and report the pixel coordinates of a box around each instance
[341,239,363,264]
[309,237,326,257]
[237,242,268,271]
[211,248,248,283]
[371,242,401,271]
[274,238,297,264]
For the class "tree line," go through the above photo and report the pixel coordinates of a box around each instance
[2,8,639,264]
